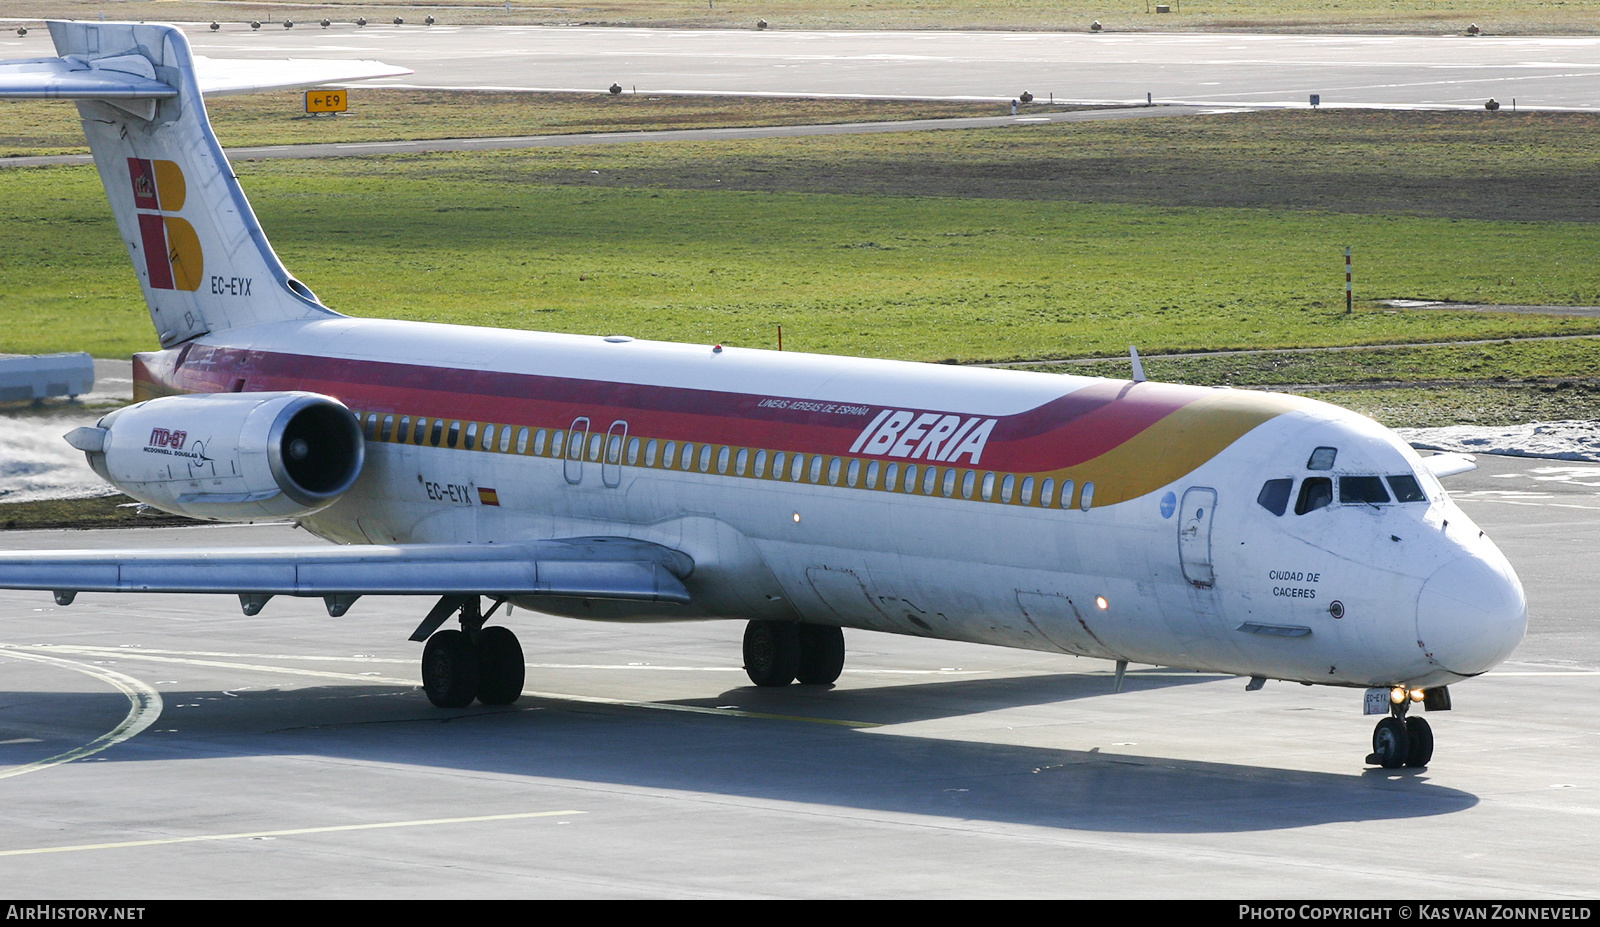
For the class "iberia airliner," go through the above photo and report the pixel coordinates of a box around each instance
[0,22,1525,768]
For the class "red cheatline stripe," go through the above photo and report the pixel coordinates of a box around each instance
[142,344,1253,474]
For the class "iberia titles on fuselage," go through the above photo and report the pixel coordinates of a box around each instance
[132,318,1526,692]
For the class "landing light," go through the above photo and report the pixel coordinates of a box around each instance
[792,512,801,523]
[1409,688,1426,703]
[1390,686,1408,705]
[1096,596,1109,610]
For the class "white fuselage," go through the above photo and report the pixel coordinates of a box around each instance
[133,316,1528,690]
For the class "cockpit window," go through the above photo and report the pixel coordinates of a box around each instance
[1295,477,1333,514]
[1340,476,1390,505]
[1257,478,1293,516]
[1388,474,1427,503]
[1307,447,1338,470]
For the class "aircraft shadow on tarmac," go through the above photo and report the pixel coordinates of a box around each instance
[694,665,1222,722]
[1,677,1478,836]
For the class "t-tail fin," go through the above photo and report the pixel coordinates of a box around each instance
[0,22,409,347]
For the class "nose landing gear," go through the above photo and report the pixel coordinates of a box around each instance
[1366,695,1434,769]
[415,596,525,708]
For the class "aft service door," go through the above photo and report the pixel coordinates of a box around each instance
[1178,487,1217,588]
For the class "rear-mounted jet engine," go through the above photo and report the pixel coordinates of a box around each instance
[65,391,364,520]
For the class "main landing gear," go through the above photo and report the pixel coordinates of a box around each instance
[1366,689,1437,769]
[415,596,525,708]
[743,620,846,687]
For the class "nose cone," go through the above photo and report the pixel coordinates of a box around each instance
[1415,554,1527,677]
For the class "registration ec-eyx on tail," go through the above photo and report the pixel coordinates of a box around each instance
[0,21,1526,768]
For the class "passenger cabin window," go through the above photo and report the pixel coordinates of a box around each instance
[1340,475,1389,505]
[1257,478,1293,516]
[1388,474,1427,502]
[1295,477,1333,515]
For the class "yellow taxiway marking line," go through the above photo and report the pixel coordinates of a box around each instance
[0,648,163,781]
[2,644,881,729]
[1487,670,1600,676]
[0,810,585,858]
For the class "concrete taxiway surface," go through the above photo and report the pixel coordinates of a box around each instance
[0,452,1595,897]
[4,25,1598,110]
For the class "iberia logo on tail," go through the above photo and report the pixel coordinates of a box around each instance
[128,158,202,291]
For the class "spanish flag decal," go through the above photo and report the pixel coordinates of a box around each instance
[477,487,501,507]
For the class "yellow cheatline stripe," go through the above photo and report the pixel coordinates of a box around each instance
[0,647,164,781]
[3,645,881,729]
[1042,389,1303,507]
[0,810,586,858]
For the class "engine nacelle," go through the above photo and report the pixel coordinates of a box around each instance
[67,391,365,521]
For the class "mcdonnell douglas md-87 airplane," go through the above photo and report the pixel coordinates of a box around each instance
[0,22,1526,768]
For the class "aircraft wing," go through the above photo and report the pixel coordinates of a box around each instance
[0,537,692,602]
[0,51,409,100]
[1420,452,1478,479]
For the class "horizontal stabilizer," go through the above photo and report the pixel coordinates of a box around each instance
[1420,452,1477,479]
[0,28,409,101]
[0,538,693,603]
[0,55,176,99]
[189,55,413,97]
